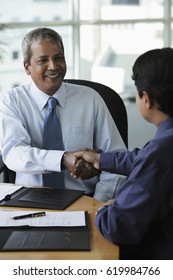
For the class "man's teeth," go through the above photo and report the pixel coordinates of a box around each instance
[47,73,60,78]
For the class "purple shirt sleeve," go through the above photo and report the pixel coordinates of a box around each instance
[100,148,140,176]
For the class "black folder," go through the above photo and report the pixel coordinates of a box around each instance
[0,212,90,251]
[0,187,84,210]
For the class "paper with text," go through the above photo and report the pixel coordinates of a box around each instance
[0,210,86,227]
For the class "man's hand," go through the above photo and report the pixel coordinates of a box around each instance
[62,151,100,179]
[73,149,101,170]
[75,158,100,179]
[104,199,115,206]
[71,149,101,179]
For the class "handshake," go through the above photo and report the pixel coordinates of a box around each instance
[62,149,101,179]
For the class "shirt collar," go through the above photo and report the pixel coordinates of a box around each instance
[29,82,66,111]
[155,117,173,138]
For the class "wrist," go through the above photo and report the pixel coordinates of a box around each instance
[61,152,67,170]
[94,153,101,170]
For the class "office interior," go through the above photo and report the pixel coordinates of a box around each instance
[0,0,173,262]
[0,0,172,152]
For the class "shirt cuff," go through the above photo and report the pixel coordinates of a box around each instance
[43,150,65,172]
[95,205,108,215]
[100,152,115,170]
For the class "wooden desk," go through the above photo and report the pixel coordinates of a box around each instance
[0,194,119,260]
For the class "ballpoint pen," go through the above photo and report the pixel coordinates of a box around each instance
[11,211,46,220]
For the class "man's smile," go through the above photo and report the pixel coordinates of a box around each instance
[44,71,62,79]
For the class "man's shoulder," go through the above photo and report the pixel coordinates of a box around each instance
[63,81,104,101]
[8,83,30,95]
[0,84,31,106]
[6,84,30,98]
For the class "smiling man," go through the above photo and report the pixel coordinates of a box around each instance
[0,27,126,201]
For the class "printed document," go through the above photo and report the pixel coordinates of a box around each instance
[0,210,86,227]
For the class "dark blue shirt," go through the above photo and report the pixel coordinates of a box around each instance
[96,117,173,259]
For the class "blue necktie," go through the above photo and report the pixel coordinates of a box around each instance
[42,97,65,188]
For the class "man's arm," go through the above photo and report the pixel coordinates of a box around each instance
[0,93,64,174]
[71,148,140,179]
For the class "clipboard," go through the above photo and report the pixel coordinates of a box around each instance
[0,187,84,210]
[0,212,90,251]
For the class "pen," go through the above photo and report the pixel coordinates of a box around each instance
[11,211,46,220]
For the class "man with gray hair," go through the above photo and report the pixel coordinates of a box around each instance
[0,27,126,202]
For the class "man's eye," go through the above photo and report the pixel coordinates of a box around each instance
[37,58,47,64]
[55,56,64,62]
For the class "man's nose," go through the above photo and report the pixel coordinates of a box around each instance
[47,59,57,69]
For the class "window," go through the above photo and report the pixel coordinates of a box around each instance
[0,0,172,97]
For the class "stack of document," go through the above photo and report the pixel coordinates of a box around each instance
[0,185,90,251]
[0,210,90,251]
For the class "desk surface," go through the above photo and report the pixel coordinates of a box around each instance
[0,193,119,260]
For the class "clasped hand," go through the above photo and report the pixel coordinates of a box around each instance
[62,149,101,179]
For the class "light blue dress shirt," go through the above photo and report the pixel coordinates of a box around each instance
[0,81,126,201]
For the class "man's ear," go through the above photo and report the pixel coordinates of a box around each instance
[143,91,153,109]
[24,62,30,75]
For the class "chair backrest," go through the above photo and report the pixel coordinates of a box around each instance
[0,154,16,183]
[1,79,128,184]
[64,79,128,148]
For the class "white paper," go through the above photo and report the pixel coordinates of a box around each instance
[0,210,86,227]
[0,184,24,201]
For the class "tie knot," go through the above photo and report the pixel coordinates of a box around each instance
[48,97,58,109]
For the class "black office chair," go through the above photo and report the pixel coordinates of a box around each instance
[0,79,128,183]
